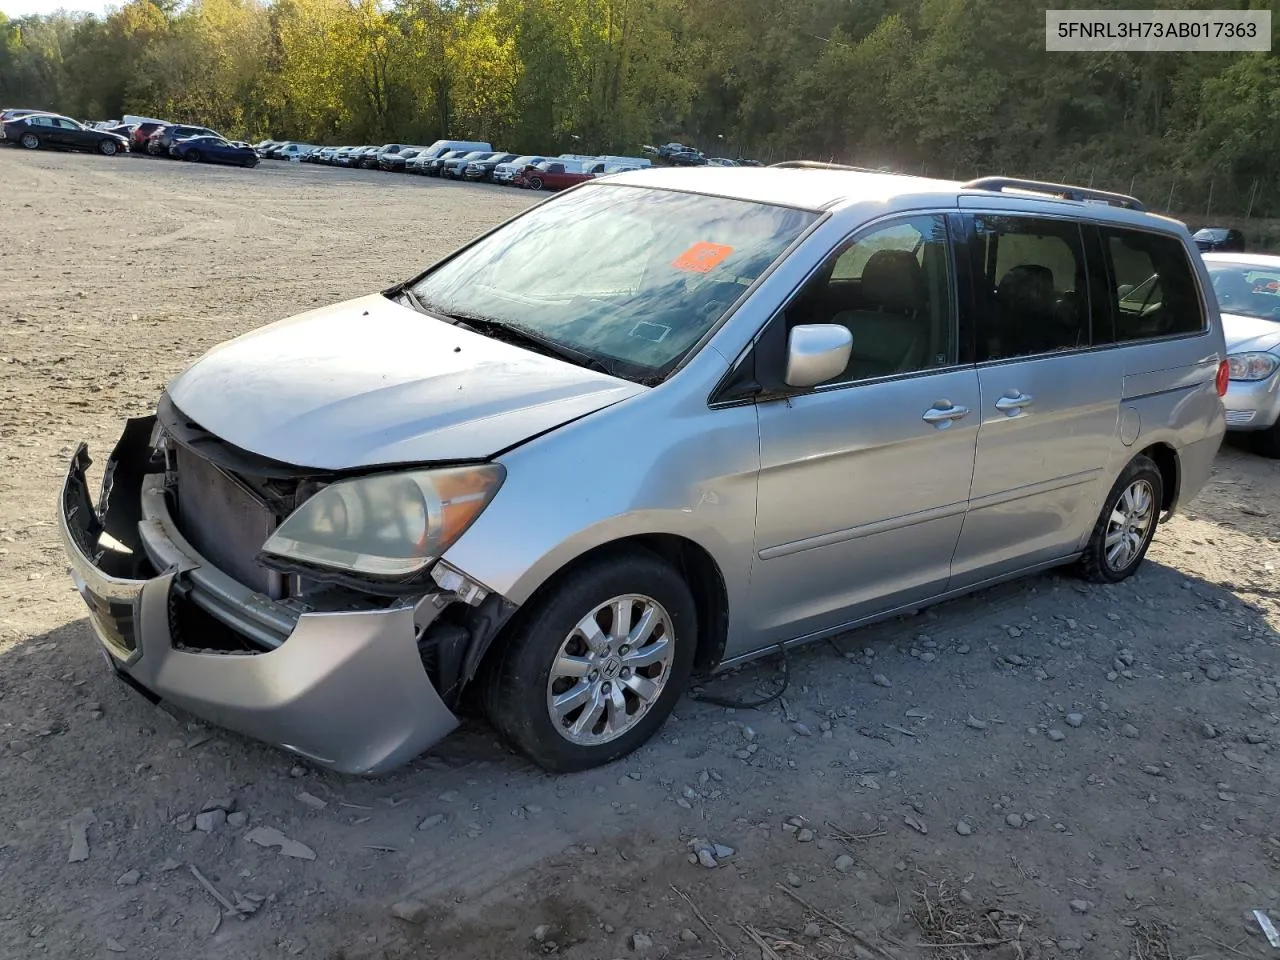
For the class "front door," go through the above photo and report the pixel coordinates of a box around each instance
[56,117,89,149]
[748,213,980,645]
[949,212,1122,586]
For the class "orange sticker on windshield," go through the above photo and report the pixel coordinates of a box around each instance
[672,242,734,273]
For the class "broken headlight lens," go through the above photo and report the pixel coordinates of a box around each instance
[261,465,504,578]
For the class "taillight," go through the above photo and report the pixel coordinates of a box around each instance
[1215,358,1230,397]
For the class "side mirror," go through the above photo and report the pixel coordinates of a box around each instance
[784,324,852,388]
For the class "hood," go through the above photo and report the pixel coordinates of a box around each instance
[166,294,646,470]
[1222,312,1280,355]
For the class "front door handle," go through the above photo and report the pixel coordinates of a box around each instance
[922,402,970,426]
[994,392,1034,415]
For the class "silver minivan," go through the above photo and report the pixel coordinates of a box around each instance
[57,167,1227,774]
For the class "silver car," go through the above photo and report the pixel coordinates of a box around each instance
[57,168,1227,775]
[1201,252,1280,457]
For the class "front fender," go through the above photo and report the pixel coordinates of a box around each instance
[440,388,760,637]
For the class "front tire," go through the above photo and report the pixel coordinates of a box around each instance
[1078,454,1163,583]
[1251,422,1280,459]
[482,549,697,772]
[185,149,201,163]
[527,176,544,190]
[98,139,118,156]
[20,133,39,150]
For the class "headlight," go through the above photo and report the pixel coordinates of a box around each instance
[262,465,504,578]
[1227,352,1280,382]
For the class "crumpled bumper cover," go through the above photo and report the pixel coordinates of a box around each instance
[56,421,459,775]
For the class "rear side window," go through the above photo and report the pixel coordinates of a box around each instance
[972,215,1089,361]
[1100,228,1206,342]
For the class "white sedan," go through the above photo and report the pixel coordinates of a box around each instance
[1203,252,1280,457]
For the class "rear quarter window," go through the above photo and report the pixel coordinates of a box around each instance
[1100,227,1206,343]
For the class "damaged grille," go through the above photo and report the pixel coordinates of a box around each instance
[84,592,139,654]
[174,446,283,594]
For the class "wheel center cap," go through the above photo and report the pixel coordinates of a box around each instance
[601,657,622,680]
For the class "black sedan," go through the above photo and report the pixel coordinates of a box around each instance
[170,135,259,167]
[1193,227,1246,253]
[2,112,129,155]
[147,123,220,156]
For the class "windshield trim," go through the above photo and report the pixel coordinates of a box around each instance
[387,182,826,384]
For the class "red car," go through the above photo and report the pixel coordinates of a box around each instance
[515,159,605,191]
[129,121,166,153]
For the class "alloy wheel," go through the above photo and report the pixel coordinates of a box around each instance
[1104,478,1154,572]
[545,594,675,746]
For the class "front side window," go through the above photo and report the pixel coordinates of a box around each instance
[973,215,1089,361]
[1102,228,1206,341]
[409,184,817,381]
[779,213,955,383]
[1205,260,1280,323]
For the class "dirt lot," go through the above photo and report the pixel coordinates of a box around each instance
[2,149,1280,960]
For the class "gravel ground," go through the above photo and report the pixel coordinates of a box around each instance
[2,148,1280,960]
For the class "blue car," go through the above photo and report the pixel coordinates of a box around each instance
[170,135,259,168]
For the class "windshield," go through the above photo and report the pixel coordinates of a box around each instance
[1207,261,1280,322]
[408,184,817,381]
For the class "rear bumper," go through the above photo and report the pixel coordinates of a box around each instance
[1172,431,1225,512]
[57,423,460,774]
[1224,374,1280,431]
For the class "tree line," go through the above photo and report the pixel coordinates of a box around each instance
[2,0,1278,218]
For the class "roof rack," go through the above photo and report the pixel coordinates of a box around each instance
[962,176,1145,211]
[770,160,890,174]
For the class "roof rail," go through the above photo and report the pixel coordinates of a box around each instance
[962,176,1145,211]
[771,160,889,174]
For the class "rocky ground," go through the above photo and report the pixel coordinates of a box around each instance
[1,149,1279,960]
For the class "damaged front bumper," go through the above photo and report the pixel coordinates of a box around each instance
[57,418,501,775]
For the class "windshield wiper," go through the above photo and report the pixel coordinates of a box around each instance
[397,285,429,316]
[442,311,616,376]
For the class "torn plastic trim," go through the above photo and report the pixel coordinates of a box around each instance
[414,588,518,709]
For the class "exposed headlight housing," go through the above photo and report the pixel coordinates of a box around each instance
[261,465,504,580]
[1227,352,1280,382]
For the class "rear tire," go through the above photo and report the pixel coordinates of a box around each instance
[1251,422,1280,459]
[481,549,697,772]
[20,133,39,150]
[1077,454,1163,583]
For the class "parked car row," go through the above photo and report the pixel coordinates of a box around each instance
[249,137,662,190]
[640,141,762,167]
[1,108,129,155]
[1,107,259,168]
